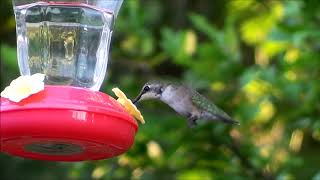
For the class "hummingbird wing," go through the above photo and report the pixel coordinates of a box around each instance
[190,89,238,125]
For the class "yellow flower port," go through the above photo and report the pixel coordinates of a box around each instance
[112,87,145,124]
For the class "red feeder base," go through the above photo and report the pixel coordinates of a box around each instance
[0,86,138,161]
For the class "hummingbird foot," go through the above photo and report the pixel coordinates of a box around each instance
[187,113,199,128]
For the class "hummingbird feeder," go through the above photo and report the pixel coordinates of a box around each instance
[0,0,138,161]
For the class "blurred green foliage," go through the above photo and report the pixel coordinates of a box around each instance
[1,0,320,179]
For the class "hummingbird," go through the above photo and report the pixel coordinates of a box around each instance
[132,80,239,128]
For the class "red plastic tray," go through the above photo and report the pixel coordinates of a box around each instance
[0,86,138,161]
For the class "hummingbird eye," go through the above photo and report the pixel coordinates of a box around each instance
[143,86,150,92]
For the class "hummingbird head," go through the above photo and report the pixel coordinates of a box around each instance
[133,81,168,104]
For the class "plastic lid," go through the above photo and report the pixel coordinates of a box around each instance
[0,86,138,161]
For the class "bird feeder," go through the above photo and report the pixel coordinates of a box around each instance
[0,0,138,162]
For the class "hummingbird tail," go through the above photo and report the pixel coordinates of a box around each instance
[215,114,240,125]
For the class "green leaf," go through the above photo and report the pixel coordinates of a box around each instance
[1,44,18,69]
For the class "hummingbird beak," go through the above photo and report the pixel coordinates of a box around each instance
[132,91,144,105]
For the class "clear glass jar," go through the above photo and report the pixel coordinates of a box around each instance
[12,0,123,91]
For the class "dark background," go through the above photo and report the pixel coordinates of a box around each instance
[1,0,320,179]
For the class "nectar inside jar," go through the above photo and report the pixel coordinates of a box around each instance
[14,1,114,90]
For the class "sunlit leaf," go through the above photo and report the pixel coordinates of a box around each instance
[177,169,213,180]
